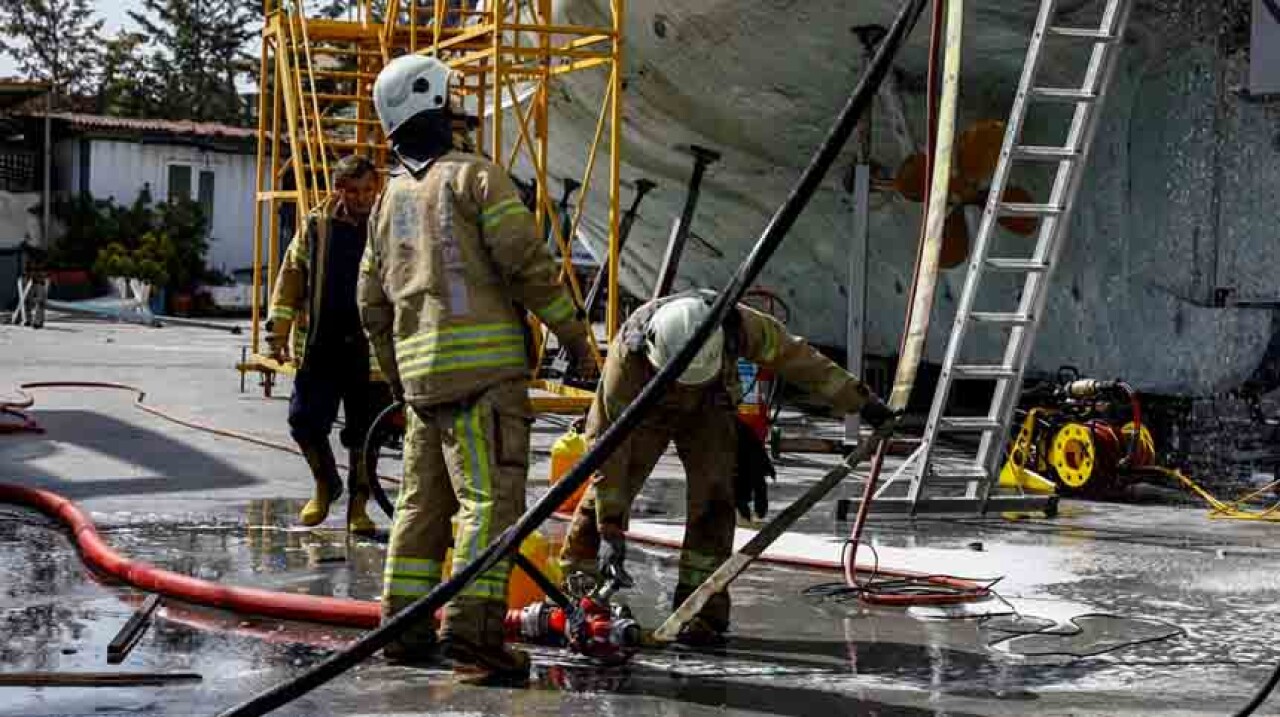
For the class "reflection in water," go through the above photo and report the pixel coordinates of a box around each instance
[0,500,1197,717]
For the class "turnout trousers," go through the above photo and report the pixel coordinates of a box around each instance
[560,390,739,631]
[380,378,531,652]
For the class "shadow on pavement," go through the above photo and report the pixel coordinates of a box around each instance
[0,409,260,500]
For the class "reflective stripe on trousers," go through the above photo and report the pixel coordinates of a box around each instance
[451,396,516,602]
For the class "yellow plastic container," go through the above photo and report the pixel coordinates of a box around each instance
[549,428,590,514]
[440,522,561,609]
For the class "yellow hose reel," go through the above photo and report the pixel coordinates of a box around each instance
[1049,421,1155,491]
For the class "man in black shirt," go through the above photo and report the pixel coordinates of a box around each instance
[266,156,389,534]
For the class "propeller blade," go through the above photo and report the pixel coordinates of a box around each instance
[998,185,1039,236]
[940,204,970,269]
[955,119,1006,187]
[893,152,928,202]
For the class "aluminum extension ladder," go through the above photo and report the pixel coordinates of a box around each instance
[883,0,1134,515]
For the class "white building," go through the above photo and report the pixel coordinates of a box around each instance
[49,113,259,277]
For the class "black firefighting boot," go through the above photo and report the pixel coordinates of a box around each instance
[439,598,531,686]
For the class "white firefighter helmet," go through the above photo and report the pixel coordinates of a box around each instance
[372,54,453,139]
[645,296,724,386]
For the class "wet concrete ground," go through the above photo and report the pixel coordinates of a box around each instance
[3,318,1280,716]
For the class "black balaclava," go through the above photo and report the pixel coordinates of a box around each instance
[391,107,455,176]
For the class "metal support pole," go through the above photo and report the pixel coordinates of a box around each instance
[582,178,655,317]
[652,145,720,299]
[555,177,581,256]
[843,32,879,447]
[41,91,51,252]
[554,178,658,372]
[844,163,871,446]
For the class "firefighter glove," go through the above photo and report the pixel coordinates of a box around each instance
[566,337,600,385]
[597,527,634,588]
[859,396,897,430]
[734,417,775,521]
[265,333,290,363]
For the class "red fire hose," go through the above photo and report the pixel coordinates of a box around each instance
[4,380,993,624]
[1,480,992,631]
[0,482,382,629]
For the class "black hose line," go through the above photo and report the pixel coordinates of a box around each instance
[215,1,927,713]
[361,401,403,518]
[1233,661,1280,717]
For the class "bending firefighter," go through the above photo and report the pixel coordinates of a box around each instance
[266,155,390,535]
[559,291,895,644]
[360,55,597,681]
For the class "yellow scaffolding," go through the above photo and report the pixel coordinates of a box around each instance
[241,0,624,413]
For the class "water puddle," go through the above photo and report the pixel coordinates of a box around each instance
[0,499,1212,716]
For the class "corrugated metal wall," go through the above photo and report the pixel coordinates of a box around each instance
[86,140,258,274]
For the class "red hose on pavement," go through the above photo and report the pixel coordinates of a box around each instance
[838,0,990,607]
[0,482,381,629]
[5,381,992,620]
[0,481,992,631]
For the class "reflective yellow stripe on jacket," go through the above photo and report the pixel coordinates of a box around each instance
[534,294,577,326]
[396,322,527,381]
[480,197,528,232]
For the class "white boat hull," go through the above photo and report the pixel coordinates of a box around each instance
[533,0,1278,396]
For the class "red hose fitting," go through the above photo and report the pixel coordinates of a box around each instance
[504,596,640,664]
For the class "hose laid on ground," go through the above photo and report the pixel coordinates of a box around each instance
[1154,467,1280,522]
[0,481,983,630]
[841,0,985,607]
[3,382,399,485]
[0,482,382,628]
[214,1,927,712]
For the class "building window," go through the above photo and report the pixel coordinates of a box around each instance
[167,163,215,221]
[167,164,192,201]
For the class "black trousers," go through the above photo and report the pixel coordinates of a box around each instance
[288,341,388,451]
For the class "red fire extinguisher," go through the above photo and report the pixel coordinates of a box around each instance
[736,288,789,442]
[737,359,773,442]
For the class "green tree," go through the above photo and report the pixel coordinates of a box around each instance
[126,0,260,124]
[0,0,104,99]
[97,31,160,118]
[153,197,210,291]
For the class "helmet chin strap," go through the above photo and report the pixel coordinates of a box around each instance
[390,109,455,175]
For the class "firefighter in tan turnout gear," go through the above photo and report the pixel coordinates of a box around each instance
[360,55,596,682]
[559,291,895,645]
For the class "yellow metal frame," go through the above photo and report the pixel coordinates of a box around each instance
[242,0,624,414]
